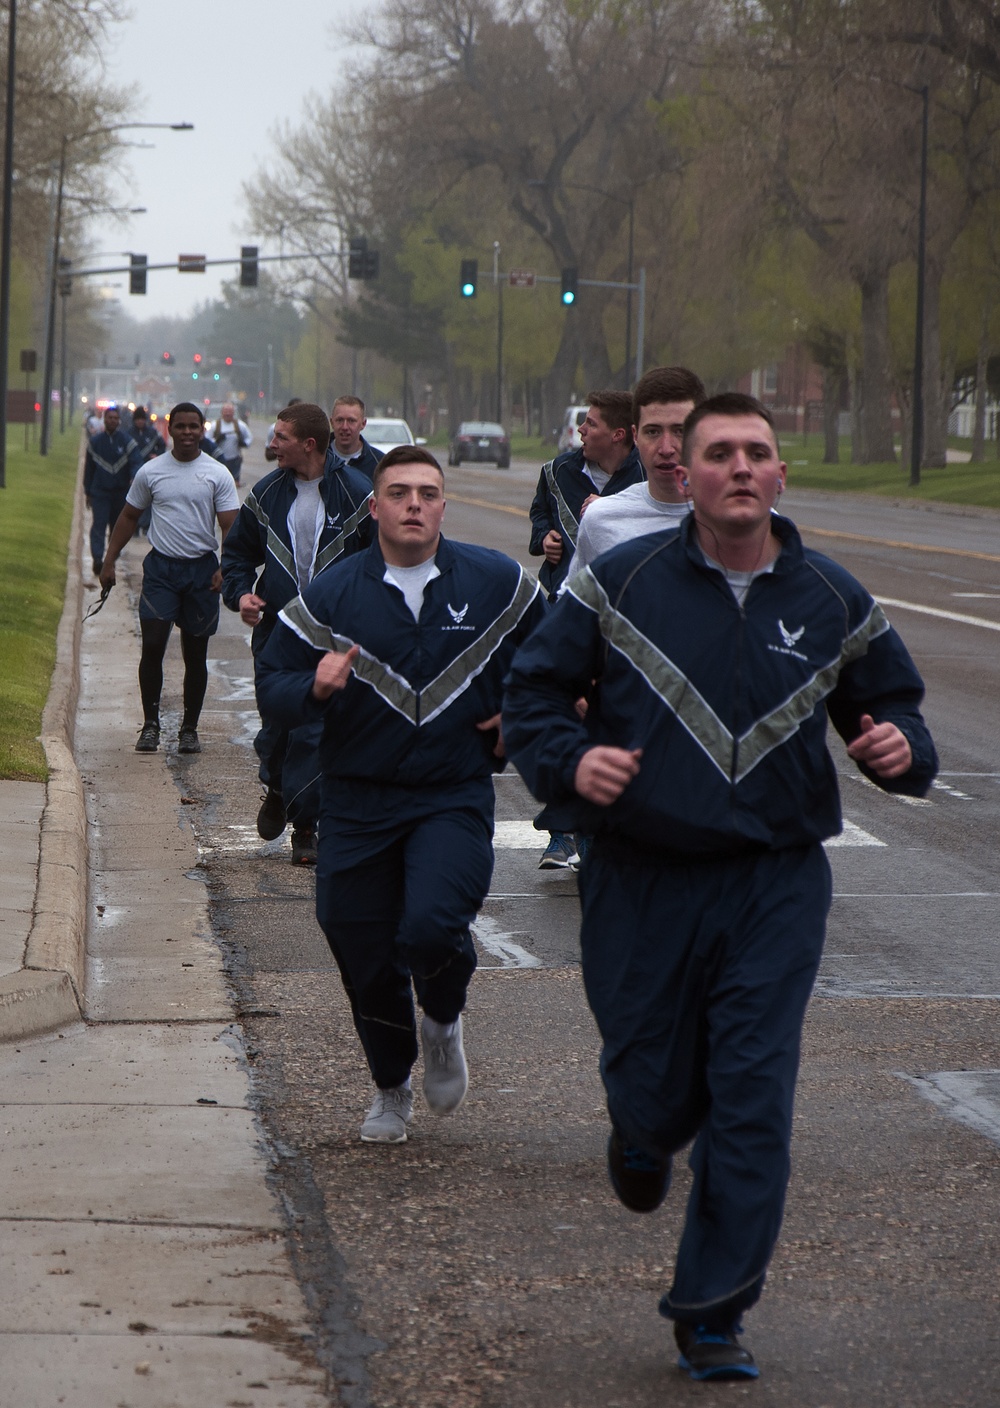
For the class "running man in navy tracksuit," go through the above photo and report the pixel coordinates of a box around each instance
[84,405,142,577]
[221,401,372,864]
[257,446,545,1143]
[504,393,937,1382]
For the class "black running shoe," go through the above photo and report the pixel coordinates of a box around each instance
[177,726,201,754]
[607,1128,671,1212]
[674,1321,759,1381]
[291,828,317,865]
[135,721,160,753]
[256,788,287,840]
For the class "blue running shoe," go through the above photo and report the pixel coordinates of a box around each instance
[674,1322,759,1381]
[538,832,577,869]
[607,1128,671,1212]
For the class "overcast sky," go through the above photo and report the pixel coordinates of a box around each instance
[87,0,364,321]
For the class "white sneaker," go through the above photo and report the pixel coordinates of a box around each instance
[421,1015,468,1115]
[360,1085,413,1143]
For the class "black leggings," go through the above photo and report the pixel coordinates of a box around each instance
[138,619,209,727]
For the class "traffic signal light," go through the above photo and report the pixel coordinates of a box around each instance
[193,353,202,364]
[224,356,233,366]
[239,244,259,288]
[129,253,147,296]
[460,259,478,297]
[161,352,174,365]
[57,258,72,297]
[348,236,367,279]
[560,267,578,306]
[213,372,220,381]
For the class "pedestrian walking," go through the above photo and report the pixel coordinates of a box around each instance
[256,446,545,1143]
[221,401,373,865]
[99,402,240,755]
[84,405,141,578]
[570,367,705,575]
[503,392,938,1382]
[212,402,252,484]
[528,389,644,869]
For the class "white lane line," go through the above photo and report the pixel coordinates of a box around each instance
[900,1070,1000,1148]
[951,593,1000,599]
[471,914,542,968]
[932,778,974,800]
[826,819,885,847]
[876,596,1000,632]
[832,892,998,898]
[496,818,886,848]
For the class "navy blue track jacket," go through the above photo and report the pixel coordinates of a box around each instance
[83,429,141,495]
[256,536,546,789]
[325,436,384,481]
[504,513,937,856]
[131,424,166,466]
[529,444,645,599]
[221,461,373,630]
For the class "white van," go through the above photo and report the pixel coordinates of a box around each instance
[557,404,589,453]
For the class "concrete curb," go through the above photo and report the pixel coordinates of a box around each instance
[0,436,88,1042]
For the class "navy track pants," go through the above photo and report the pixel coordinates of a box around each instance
[578,841,830,1326]
[89,483,128,567]
[315,805,492,1089]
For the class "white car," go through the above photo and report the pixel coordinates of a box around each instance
[557,404,589,453]
[364,418,420,454]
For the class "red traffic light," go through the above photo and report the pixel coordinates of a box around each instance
[161,351,174,364]
[224,356,233,366]
[193,353,202,364]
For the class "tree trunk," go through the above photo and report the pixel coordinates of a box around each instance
[849,364,864,464]
[971,306,990,463]
[897,384,912,474]
[922,259,948,468]
[857,263,897,463]
[579,291,614,390]
[543,314,582,434]
[822,366,841,464]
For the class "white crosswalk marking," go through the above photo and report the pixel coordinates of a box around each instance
[493,817,886,849]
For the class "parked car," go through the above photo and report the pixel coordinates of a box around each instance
[448,421,511,468]
[557,404,589,453]
[364,418,419,454]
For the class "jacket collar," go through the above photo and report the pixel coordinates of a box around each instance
[680,510,804,575]
[363,533,456,580]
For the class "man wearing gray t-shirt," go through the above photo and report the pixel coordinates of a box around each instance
[570,366,706,578]
[100,402,240,755]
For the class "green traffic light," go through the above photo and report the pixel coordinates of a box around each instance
[462,282,475,297]
[192,372,198,380]
[561,290,575,305]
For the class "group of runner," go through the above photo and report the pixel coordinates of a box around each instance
[89,379,937,1384]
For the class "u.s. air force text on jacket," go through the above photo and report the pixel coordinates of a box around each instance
[504,512,938,854]
[256,536,546,790]
[220,459,373,635]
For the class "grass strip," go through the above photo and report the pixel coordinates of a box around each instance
[0,431,81,781]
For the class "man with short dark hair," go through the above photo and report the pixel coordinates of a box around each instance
[571,367,706,574]
[256,446,545,1142]
[221,401,373,864]
[100,403,240,755]
[504,391,937,1382]
[528,388,645,868]
[84,405,142,578]
[327,395,384,479]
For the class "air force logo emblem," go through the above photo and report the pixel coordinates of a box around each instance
[447,602,469,624]
[778,619,805,649]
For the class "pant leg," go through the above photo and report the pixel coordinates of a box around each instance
[663,846,830,1325]
[89,489,113,565]
[316,842,417,1089]
[398,806,493,1025]
[580,842,829,1327]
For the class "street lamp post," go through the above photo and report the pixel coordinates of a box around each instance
[493,240,504,421]
[39,121,192,455]
[0,0,18,488]
[910,85,929,489]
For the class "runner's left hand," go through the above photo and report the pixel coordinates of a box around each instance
[846,714,912,778]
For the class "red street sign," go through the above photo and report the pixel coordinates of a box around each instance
[178,254,207,273]
[508,268,536,288]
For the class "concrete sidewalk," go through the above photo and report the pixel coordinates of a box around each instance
[0,462,331,1405]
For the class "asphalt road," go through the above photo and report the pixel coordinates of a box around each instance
[147,445,1000,1407]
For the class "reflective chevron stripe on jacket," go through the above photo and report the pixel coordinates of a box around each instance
[567,566,891,784]
[279,567,541,727]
